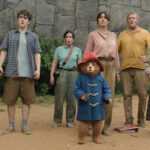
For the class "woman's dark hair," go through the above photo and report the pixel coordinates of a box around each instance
[63,30,75,39]
[96,11,110,22]
[17,10,32,21]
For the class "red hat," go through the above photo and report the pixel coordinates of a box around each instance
[78,52,104,72]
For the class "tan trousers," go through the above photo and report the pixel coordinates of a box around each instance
[121,68,147,124]
[100,60,116,129]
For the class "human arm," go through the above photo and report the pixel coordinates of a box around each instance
[77,48,82,64]
[114,34,120,83]
[34,53,41,80]
[0,50,7,77]
[50,59,59,85]
[102,78,112,104]
[144,45,150,79]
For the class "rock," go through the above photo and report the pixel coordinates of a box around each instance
[4,0,20,9]
[141,0,150,11]
[0,0,4,10]
[46,0,55,4]
[55,0,76,16]
[35,24,54,38]
[109,4,141,31]
[0,8,14,41]
[36,0,55,25]
[99,0,140,7]
[139,11,150,32]
[55,14,75,38]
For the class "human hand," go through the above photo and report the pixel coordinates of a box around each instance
[50,76,55,85]
[139,56,145,62]
[81,94,89,101]
[146,73,150,79]
[34,70,40,80]
[116,73,120,83]
[0,66,3,77]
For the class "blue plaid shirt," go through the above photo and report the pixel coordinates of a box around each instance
[0,29,42,78]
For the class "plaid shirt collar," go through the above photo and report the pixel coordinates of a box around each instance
[14,29,30,34]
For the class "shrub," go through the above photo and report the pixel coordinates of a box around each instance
[35,37,64,95]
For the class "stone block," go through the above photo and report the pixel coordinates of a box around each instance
[46,0,55,4]
[55,14,75,38]
[55,0,76,15]
[109,4,141,31]
[36,0,55,25]
[35,24,54,38]
[0,0,4,10]
[0,8,14,41]
[99,0,140,7]
[141,0,150,11]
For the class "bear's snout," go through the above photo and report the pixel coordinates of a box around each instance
[87,63,94,72]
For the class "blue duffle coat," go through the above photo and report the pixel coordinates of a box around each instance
[74,72,111,120]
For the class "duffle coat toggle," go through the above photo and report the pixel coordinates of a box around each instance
[89,102,99,107]
[88,93,99,97]
[88,83,98,86]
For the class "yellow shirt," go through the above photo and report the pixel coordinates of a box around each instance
[117,27,150,71]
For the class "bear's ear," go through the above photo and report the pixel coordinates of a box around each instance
[80,63,88,73]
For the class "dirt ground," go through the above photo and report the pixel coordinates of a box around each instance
[0,96,150,150]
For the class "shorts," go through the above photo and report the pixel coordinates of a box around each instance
[3,77,36,104]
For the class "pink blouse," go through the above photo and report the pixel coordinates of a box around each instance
[85,29,120,72]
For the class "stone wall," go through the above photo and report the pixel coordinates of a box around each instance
[0,0,150,51]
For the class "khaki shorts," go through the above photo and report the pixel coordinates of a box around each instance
[3,78,36,104]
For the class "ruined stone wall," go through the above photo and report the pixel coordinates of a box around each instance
[0,0,150,50]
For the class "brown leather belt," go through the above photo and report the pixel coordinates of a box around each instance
[98,57,114,61]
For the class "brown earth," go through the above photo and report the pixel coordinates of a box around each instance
[0,96,150,150]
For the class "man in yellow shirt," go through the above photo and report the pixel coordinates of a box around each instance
[117,12,150,127]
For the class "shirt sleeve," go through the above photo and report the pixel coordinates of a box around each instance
[34,34,42,53]
[113,34,120,72]
[85,32,94,53]
[117,33,122,53]
[145,31,150,48]
[144,45,150,73]
[77,48,82,60]
[0,32,9,51]
[54,47,60,60]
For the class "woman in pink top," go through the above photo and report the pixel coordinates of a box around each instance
[85,12,120,136]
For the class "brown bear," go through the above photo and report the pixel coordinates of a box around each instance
[74,52,112,144]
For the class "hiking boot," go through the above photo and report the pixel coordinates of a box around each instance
[67,123,75,128]
[3,126,14,134]
[21,126,32,135]
[138,120,146,128]
[124,120,133,125]
[102,129,111,136]
[53,122,58,128]
[138,123,146,128]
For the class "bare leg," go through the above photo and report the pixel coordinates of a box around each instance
[8,104,16,120]
[22,104,30,120]
[21,104,32,135]
[3,105,16,134]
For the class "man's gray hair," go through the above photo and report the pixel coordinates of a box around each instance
[127,12,139,20]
